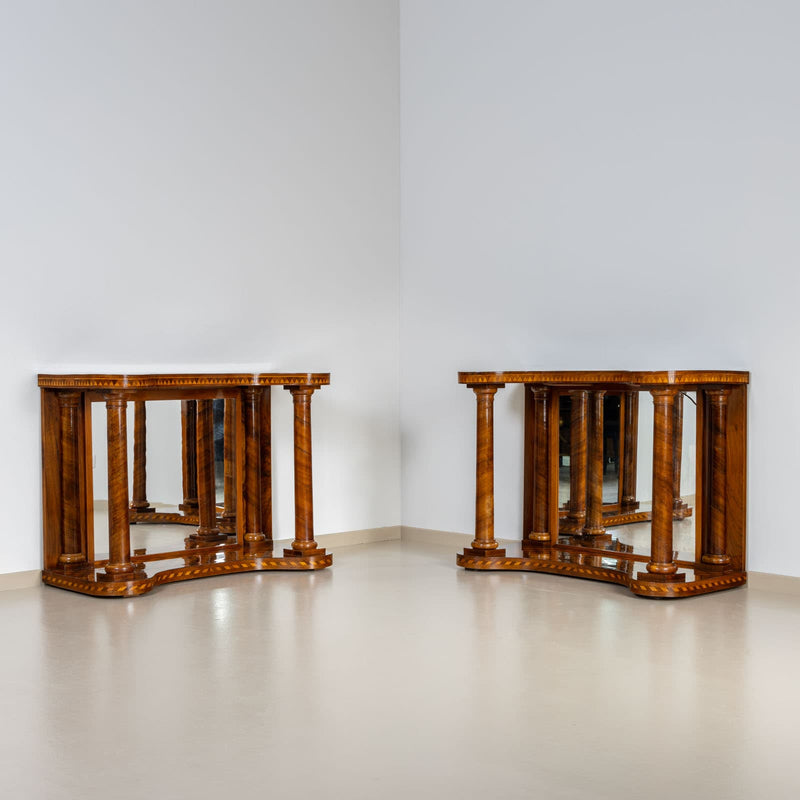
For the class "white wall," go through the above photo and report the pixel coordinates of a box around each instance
[401,1,800,575]
[0,0,400,573]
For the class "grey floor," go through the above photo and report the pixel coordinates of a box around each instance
[2,538,799,799]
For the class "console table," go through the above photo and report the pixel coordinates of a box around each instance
[457,371,748,598]
[39,373,331,597]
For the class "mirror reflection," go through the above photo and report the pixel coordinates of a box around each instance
[91,398,236,561]
[556,390,696,562]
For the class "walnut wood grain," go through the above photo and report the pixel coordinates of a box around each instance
[57,392,86,566]
[38,373,330,389]
[284,386,324,556]
[129,401,155,514]
[640,389,683,581]
[527,387,551,543]
[241,387,265,545]
[620,391,639,510]
[671,393,691,519]
[191,399,226,544]
[222,399,237,523]
[567,390,588,529]
[459,370,749,387]
[702,389,732,565]
[260,388,273,544]
[583,390,606,536]
[180,400,199,511]
[101,394,139,579]
[470,385,502,553]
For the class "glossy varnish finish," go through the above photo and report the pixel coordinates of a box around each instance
[457,370,749,598]
[39,373,331,597]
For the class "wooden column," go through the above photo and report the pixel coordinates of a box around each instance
[671,393,691,519]
[702,389,732,566]
[469,385,505,554]
[566,390,588,531]
[260,387,273,545]
[222,399,237,523]
[103,393,137,578]
[527,387,551,544]
[129,401,154,513]
[620,390,639,510]
[285,386,321,555]
[191,399,226,543]
[641,389,683,579]
[582,390,606,536]
[180,400,198,512]
[241,387,265,545]
[57,391,86,567]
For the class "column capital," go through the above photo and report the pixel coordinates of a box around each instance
[285,385,316,399]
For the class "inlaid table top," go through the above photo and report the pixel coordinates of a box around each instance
[458,370,749,387]
[38,373,330,390]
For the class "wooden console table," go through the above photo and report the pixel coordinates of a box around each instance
[457,371,748,598]
[39,373,331,597]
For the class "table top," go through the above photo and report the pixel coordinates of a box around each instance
[38,373,330,389]
[458,370,749,387]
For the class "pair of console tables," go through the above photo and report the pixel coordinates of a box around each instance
[39,373,331,597]
[457,371,748,598]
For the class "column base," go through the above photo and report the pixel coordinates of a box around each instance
[189,530,229,544]
[98,565,146,583]
[581,526,607,537]
[701,553,732,566]
[672,500,692,520]
[636,570,686,583]
[283,547,328,558]
[179,501,199,512]
[129,503,155,514]
[463,546,507,558]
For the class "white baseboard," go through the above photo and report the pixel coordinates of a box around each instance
[0,526,403,593]
[0,570,41,592]
[747,571,800,594]
[401,526,515,547]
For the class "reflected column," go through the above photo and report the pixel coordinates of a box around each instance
[671,393,691,519]
[180,400,199,513]
[190,399,226,544]
[565,390,588,533]
[621,391,639,511]
[129,401,154,514]
[582,390,606,536]
[222,399,237,526]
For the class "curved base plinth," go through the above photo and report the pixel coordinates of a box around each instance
[457,548,745,599]
[43,546,332,597]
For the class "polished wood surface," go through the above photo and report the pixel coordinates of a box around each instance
[468,385,502,554]
[459,370,749,386]
[458,370,749,599]
[583,390,606,537]
[39,373,329,389]
[39,372,331,597]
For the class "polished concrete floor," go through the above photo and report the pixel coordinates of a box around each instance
[2,538,799,799]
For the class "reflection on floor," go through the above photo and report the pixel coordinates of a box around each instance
[2,538,797,799]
